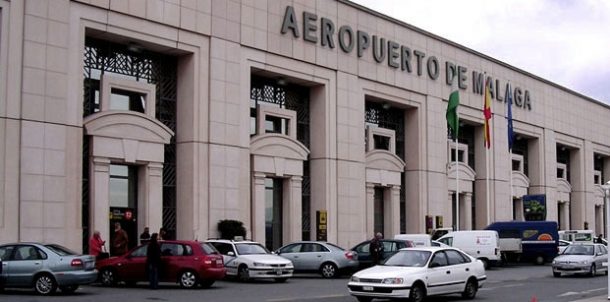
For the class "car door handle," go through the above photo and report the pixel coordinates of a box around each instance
[465,268,470,272]
[446,271,451,274]
[294,256,299,258]
[34,262,41,265]
[317,255,321,258]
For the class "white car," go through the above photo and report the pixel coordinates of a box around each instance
[558,239,571,254]
[347,247,486,302]
[206,239,294,282]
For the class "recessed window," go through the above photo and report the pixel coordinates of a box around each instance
[373,134,390,151]
[110,88,146,113]
[265,116,289,135]
[450,150,465,163]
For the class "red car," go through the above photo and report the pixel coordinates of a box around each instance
[96,240,225,288]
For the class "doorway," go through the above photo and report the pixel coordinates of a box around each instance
[108,164,138,252]
[373,187,385,235]
[265,178,284,251]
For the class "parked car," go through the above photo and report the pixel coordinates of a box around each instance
[552,243,609,277]
[350,239,414,269]
[558,239,571,254]
[206,239,293,282]
[274,241,358,278]
[0,242,97,295]
[96,240,225,288]
[348,246,486,302]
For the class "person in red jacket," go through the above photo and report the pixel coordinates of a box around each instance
[88,230,106,259]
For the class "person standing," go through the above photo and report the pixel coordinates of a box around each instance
[112,222,129,256]
[596,234,604,244]
[369,232,384,265]
[89,230,107,259]
[146,233,161,290]
[140,227,151,245]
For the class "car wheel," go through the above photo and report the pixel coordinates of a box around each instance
[59,285,79,294]
[553,272,561,277]
[409,283,426,302]
[100,268,117,286]
[534,255,545,265]
[590,264,597,277]
[200,279,215,289]
[179,270,199,288]
[320,262,338,278]
[238,265,250,282]
[34,274,57,295]
[356,297,372,302]
[275,278,288,283]
[461,278,478,299]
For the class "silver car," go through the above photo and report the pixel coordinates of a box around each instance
[274,241,358,278]
[0,243,97,295]
[552,243,608,277]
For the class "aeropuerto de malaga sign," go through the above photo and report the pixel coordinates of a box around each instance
[280,6,532,111]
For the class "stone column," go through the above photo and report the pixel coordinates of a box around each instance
[251,172,267,243]
[366,183,375,237]
[386,186,401,236]
[446,192,453,229]
[284,176,303,243]
[462,193,473,230]
[561,201,570,229]
[145,162,164,235]
[90,156,111,245]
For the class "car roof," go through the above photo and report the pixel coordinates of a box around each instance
[398,246,449,252]
[206,239,258,244]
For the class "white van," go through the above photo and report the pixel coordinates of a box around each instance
[558,230,594,243]
[393,234,432,247]
[437,230,501,268]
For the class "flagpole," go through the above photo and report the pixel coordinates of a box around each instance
[510,148,514,218]
[486,143,490,224]
[455,116,460,231]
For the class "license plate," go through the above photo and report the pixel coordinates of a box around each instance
[363,286,374,291]
[276,270,283,275]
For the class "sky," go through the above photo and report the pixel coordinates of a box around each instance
[351,0,610,104]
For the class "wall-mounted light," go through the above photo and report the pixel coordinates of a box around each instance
[276,77,287,86]
[382,102,391,110]
[127,42,143,53]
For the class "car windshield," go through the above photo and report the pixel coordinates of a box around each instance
[384,250,431,267]
[236,243,269,255]
[45,244,78,256]
[325,242,345,251]
[563,245,594,256]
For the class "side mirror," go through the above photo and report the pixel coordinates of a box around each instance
[227,251,235,257]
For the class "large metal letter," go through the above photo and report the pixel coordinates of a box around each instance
[280,6,299,38]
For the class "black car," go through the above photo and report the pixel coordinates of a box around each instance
[350,239,414,269]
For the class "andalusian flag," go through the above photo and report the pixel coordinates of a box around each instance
[483,78,492,148]
[446,79,460,140]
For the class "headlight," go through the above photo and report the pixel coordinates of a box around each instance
[552,260,557,264]
[381,277,404,284]
[580,260,589,265]
[253,262,265,267]
[350,276,360,282]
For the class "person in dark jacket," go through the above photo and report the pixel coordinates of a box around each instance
[369,232,384,265]
[146,233,162,289]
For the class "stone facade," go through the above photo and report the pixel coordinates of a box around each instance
[1,0,610,252]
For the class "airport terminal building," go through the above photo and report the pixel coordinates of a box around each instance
[1,0,610,252]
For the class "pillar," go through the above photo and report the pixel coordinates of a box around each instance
[386,186,401,237]
[145,162,164,235]
[90,156,110,245]
[252,172,266,243]
[462,193,472,230]
[366,183,375,237]
[284,176,303,243]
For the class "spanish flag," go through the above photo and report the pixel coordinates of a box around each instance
[483,78,492,149]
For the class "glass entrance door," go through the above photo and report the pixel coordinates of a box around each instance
[265,178,284,251]
[109,164,138,251]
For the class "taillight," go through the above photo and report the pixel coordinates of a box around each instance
[71,259,83,267]
[345,251,356,260]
